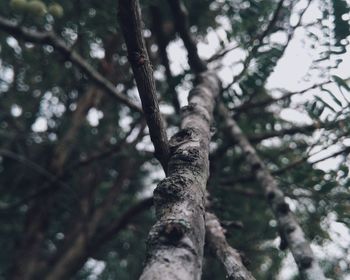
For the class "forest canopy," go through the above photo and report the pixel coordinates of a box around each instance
[0,0,350,279]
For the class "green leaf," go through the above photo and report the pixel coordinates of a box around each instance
[331,0,350,46]
[315,95,336,112]
[315,96,337,113]
[339,164,349,178]
[321,87,343,107]
[332,75,350,91]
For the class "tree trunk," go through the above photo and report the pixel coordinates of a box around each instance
[139,72,221,280]
[206,212,255,280]
[219,103,326,280]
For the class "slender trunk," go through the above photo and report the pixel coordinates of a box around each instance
[205,212,255,280]
[150,6,181,113]
[138,1,254,278]
[219,103,326,280]
[118,0,170,171]
[168,0,207,73]
[139,71,221,280]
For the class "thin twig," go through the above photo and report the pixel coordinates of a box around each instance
[222,0,286,91]
[118,0,170,171]
[168,0,208,73]
[234,80,333,113]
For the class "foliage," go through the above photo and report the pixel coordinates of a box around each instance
[0,0,350,279]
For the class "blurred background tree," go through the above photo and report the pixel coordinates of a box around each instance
[0,0,350,279]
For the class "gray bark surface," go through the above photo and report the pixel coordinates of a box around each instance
[219,103,326,280]
[206,212,256,280]
[118,0,170,170]
[140,1,255,279]
[139,72,221,280]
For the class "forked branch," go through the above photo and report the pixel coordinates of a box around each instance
[118,0,170,171]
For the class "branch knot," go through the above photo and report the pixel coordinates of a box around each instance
[128,51,147,67]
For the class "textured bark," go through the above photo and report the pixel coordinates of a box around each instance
[117,7,231,278]
[118,0,170,171]
[206,212,255,280]
[139,71,220,280]
[219,103,326,280]
[161,2,254,279]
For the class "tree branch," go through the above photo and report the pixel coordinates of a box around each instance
[248,117,346,143]
[234,80,333,114]
[148,0,254,279]
[218,103,326,280]
[150,5,181,113]
[168,0,207,73]
[92,197,154,249]
[51,87,102,174]
[223,0,286,91]
[276,145,350,175]
[0,120,145,211]
[0,16,142,113]
[221,144,350,186]
[206,43,239,63]
[139,71,220,279]
[0,149,69,191]
[118,0,170,171]
[205,212,255,280]
[44,158,141,280]
[223,0,314,93]
[138,2,222,275]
